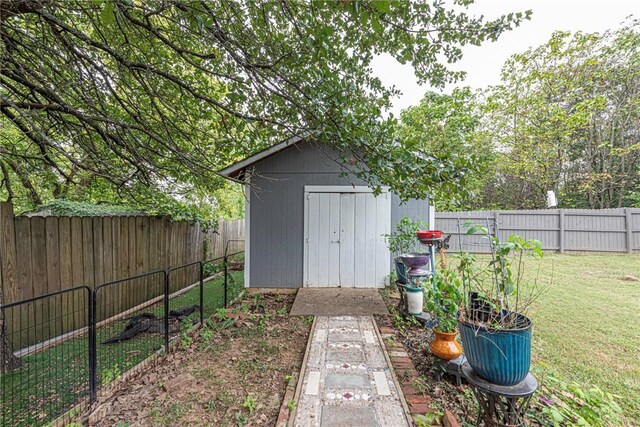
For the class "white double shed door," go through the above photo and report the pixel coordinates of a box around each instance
[303,186,391,288]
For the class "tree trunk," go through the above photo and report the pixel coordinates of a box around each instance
[0,300,22,373]
[0,201,21,372]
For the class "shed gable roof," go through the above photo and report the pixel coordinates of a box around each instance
[218,133,308,179]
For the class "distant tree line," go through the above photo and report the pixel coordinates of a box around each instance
[399,20,640,211]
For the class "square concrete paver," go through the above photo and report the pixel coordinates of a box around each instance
[320,406,378,427]
[326,349,365,363]
[328,331,362,342]
[325,373,371,390]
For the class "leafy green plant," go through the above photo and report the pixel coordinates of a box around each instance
[391,312,419,332]
[532,364,623,426]
[241,395,257,415]
[201,327,214,341]
[100,363,122,385]
[423,269,463,333]
[235,411,247,427]
[215,308,229,321]
[460,227,546,328]
[287,400,297,411]
[414,407,443,426]
[385,217,427,256]
[180,332,193,350]
[27,199,144,217]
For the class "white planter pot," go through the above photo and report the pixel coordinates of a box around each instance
[406,286,424,315]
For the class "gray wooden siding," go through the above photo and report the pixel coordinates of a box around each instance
[437,209,640,253]
[248,141,431,288]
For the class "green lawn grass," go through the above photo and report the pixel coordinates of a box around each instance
[526,254,640,423]
[0,271,244,427]
[456,253,640,423]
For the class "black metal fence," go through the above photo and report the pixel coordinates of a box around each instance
[1,244,244,427]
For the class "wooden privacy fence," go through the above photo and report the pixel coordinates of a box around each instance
[436,208,640,253]
[0,202,244,348]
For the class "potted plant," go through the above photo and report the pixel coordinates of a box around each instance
[424,268,463,360]
[457,230,545,386]
[385,217,427,284]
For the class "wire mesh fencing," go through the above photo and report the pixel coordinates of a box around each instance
[1,286,91,427]
[0,246,244,427]
[94,270,167,395]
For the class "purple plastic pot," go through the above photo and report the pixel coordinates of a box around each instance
[399,253,430,276]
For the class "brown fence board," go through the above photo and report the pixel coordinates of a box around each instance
[102,217,114,319]
[14,218,33,347]
[70,217,85,330]
[58,217,73,333]
[45,217,61,339]
[30,217,47,343]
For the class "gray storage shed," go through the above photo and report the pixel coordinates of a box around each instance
[220,135,434,289]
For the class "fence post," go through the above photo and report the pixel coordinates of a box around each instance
[89,288,97,403]
[199,262,204,324]
[163,271,169,352]
[223,256,228,308]
[559,209,565,253]
[626,208,633,254]
[494,211,500,240]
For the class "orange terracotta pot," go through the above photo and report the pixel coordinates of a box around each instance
[429,328,462,360]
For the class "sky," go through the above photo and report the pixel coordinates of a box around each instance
[371,0,639,116]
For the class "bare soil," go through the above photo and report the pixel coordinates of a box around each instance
[83,293,311,427]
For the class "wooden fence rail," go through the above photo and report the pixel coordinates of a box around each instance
[0,202,244,348]
[436,208,640,253]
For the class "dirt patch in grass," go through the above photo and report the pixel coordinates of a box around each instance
[83,293,312,427]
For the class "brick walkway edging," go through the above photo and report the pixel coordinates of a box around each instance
[377,322,461,427]
[377,324,431,425]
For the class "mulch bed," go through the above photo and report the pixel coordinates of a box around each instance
[82,293,311,426]
[375,313,475,426]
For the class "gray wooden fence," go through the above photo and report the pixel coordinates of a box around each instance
[436,208,640,253]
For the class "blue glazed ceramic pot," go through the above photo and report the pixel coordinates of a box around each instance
[458,313,533,386]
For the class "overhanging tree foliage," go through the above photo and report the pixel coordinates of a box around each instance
[0,0,529,368]
[397,87,492,210]
[0,0,530,211]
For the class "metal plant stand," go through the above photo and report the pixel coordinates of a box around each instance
[393,235,452,332]
[433,355,467,386]
[462,363,538,427]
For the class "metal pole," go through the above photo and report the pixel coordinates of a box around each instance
[163,271,170,352]
[89,288,97,403]
[199,262,204,324]
[223,256,228,308]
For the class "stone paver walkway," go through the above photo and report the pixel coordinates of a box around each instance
[293,316,410,427]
